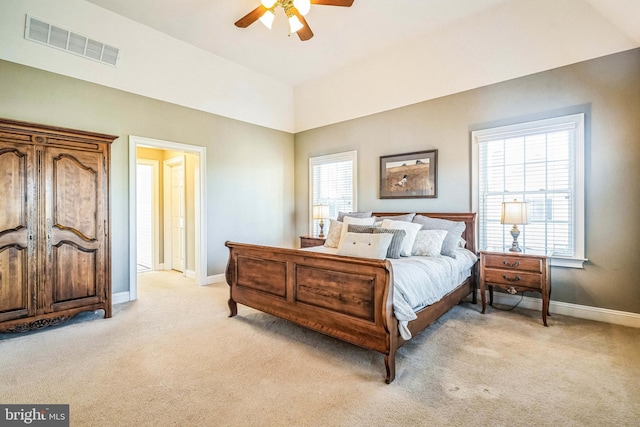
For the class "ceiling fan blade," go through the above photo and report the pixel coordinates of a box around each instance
[293,10,314,41]
[234,5,268,28]
[310,0,354,6]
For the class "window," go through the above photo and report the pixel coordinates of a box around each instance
[472,113,585,268]
[309,151,357,236]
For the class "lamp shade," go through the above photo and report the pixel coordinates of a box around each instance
[261,0,277,8]
[312,204,329,220]
[288,14,304,33]
[501,200,529,225]
[294,0,311,15]
[259,10,275,29]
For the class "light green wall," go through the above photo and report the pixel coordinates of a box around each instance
[2,48,638,314]
[0,59,295,293]
[294,48,640,314]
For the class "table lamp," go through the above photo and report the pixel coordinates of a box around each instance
[312,204,330,238]
[501,200,529,252]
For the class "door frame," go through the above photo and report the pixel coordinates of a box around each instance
[128,136,207,300]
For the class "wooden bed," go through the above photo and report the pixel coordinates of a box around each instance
[225,212,477,383]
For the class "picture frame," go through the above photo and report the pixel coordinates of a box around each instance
[379,150,438,199]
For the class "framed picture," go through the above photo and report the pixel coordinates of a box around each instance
[379,150,437,199]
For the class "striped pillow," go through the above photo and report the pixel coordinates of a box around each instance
[347,224,377,234]
[373,228,406,259]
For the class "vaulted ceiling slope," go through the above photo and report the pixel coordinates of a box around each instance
[1,0,638,132]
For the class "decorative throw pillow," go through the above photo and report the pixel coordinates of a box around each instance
[347,224,377,234]
[372,228,406,259]
[373,213,416,223]
[336,211,373,222]
[336,232,393,260]
[323,220,343,248]
[412,215,466,258]
[345,224,404,259]
[412,229,448,256]
[381,219,423,257]
[339,216,376,246]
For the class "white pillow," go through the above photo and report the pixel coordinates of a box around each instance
[339,216,376,246]
[381,219,423,257]
[412,215,466,258]
[323,220,343,248]
[412,229,448,256]
[336,232,393,260]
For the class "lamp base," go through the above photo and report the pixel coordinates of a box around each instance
[509,225,522,252]
[318,220,325,238]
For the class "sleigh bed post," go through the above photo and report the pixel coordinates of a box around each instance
[225,254,238,317]
[383,266,398,384]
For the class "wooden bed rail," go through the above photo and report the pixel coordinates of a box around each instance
[225,242,400,382]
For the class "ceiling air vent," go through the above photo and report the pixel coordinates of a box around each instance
[25,15,120,67]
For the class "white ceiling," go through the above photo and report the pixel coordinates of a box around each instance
[5,0,633,132]
[84,0,640,88]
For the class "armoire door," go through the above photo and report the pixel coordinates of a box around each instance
[42,145,108,313]
[0,141,36,323]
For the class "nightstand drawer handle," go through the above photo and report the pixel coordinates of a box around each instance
[502,275,521,282]
[503,260,520,267]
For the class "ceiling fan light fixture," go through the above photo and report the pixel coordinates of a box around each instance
[293,0,311,16]
[259,10,275,29]
[260,0,277,8]
[288,14,304,33]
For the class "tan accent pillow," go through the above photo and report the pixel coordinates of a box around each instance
[323,220,343,248]
[412,230,448,256]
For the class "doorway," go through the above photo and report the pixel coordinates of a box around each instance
[128,136,207,301]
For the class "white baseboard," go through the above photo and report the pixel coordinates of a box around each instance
[479,290,640,328]
[112,291,131,305]
[207,273,226,284]
[185,269,196,279]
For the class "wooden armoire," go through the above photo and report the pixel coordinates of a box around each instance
[0,118,116,332]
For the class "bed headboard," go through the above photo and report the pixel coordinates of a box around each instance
[372,212,477,254]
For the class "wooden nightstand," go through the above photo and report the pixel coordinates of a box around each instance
[479,249,551,326]
[300,235,326,248]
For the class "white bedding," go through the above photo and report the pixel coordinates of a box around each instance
[303,246,478,339]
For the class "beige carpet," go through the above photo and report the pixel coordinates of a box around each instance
[1,271,639,426]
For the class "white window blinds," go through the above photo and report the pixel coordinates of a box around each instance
[472,114,585,267]
[309,151,357,236]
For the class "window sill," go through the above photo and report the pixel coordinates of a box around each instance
[550,256,587,269]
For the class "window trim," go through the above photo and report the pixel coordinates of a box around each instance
[308,150,358,235]
[471,113,586,268]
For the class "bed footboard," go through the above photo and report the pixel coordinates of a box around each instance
[225,241,399,382]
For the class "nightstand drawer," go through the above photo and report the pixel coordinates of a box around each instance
[484,269,542,290]
[483,254,542,273]
[300,236,326,248]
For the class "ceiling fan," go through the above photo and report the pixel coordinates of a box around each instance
[235,0,354,41]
